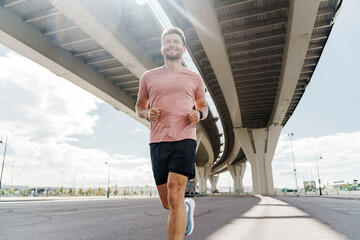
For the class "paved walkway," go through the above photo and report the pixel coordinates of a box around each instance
[206,196,348,240]
[1,195,354,239]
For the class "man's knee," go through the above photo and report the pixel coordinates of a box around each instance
[167,183,184,207]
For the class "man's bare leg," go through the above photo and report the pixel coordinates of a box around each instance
[167,172,188,240]
[156,173,188,239]
[157,183,169,209]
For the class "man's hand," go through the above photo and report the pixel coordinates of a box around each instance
[188,109,200,124]
[148,107,161,121]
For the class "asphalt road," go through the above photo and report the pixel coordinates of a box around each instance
[0,196,358,240]
[277,196,360,240]
[0,196,260,240]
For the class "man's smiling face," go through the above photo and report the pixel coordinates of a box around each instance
[161,33,186,60]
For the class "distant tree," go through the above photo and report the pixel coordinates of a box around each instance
[68,188,74,195]
[27,188,32,196]
[85,188,94,196]
[49,191,53,196]
[96,187,105,196]
[123,189,127,195]
[19,189,24,196]
[59,187,63,193]
[114,189,119,196]
[1,188,6,195]
[140,189,144,195]
[78,188,84,195]
[8,188,15,195]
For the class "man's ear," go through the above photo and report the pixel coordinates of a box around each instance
[160,47,164,56]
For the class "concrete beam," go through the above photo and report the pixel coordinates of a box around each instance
[225,29,286,46]
[0,4,149,127]
[223,18,287,35]
[181,0,245,173]
[219,2,288,23]
[24,7,61,23]
[270,0,321,126]
[182,0,242,127]
[52,0,157,79]
[2,0,26,8]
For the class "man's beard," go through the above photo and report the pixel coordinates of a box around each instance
[163,49,182,60]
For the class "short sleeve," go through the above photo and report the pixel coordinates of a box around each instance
[195,74,206,100]
[138,72,149,99]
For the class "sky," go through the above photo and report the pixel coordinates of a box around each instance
[0,0,359,191]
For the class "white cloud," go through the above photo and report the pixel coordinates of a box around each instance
[272,131,360,188]
[0,51,101,143]
[0,50,152,188]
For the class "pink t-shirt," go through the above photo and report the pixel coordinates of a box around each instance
[138,66,206,143]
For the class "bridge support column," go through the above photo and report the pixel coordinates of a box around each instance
[196,130,203,153]
[209,174,219,193]
[234,126,282,195]
[195,166,211,194]
[227,163,247,193]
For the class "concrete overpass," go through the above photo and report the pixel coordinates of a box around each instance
[0,0,342,195]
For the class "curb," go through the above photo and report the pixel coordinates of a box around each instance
[321,196,360,201]
[275,195,360,201]
[0,196,158,202]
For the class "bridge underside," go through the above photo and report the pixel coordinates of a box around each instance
[0,0,342,195]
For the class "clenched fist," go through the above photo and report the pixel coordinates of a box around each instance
[188,109,200,124]
[147,107,161,121]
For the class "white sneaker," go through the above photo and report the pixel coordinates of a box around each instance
[184,198,195,235]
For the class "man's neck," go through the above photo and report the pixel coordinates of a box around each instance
[164,59,183,71]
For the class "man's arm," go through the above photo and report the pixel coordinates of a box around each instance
[195,97,208,120]
[188,97,208,124]
[136,97,161,121]
[135,97,149,119]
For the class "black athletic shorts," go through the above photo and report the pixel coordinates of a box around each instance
[150,139,196,186]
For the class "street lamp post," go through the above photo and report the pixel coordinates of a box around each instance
[0,134,8,190]
[316,156,322,195]
[288,133,299,194]
[105,161,110,198]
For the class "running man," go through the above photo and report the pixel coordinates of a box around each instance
[136,27,208,239]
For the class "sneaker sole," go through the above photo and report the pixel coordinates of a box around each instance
[185,198,195,235]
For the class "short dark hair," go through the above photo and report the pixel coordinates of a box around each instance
[161,27,186,45]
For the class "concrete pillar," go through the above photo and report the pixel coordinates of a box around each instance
[196,130,203,153]
[234,126,282,195]
[195,166,211,194]
[209,174,219,193]
[194,130,202,191]
[227,163,247,193]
